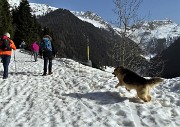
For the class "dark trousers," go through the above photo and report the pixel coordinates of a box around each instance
[1,55,11,78]
[43,56,52,74]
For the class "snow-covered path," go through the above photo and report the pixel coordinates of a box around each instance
[0,50,180,127]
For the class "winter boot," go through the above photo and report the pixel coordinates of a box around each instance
[42,73,47,76]
[48,72,53,75]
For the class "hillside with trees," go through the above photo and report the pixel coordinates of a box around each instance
[151,37,180,78]
[37,9,144,68]
[38,9,115,68]
[12,0,42,48]
[0,0,42,48]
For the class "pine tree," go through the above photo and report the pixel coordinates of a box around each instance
[0,0,14,36]
[0,0,2,32]
[12,0,41,48]
[42,26,53,37]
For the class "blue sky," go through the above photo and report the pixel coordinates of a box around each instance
[29,0,180,24]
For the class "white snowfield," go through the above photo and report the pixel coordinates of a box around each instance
[0,50,180,127]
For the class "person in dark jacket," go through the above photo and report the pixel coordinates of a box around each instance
[39,35,56,76]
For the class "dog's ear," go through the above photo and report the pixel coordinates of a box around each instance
[117,66,124,73]
[114,66,118,71]
[114,66,120,72]
[119,66,124,68]
[118,66,123,70]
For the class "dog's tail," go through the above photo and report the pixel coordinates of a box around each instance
[146,77,164,87]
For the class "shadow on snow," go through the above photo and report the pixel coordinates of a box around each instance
[63,91,142,105]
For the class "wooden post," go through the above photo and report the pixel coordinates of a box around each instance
[87,45,89,61]
[86,37,92,67]
[87,37,89,61]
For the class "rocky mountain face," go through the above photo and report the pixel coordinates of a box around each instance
[130,20,180,58]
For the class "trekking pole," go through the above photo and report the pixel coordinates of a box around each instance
[14,50,17,74]
[31,51,33,61]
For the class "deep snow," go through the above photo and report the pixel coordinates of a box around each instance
[0,50,180,127]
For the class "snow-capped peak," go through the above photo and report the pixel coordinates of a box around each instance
[134,19,174,30]
[71,11,113,29]
[30,3,58,17]
[7,0,21,7]
[7,0,58,17]
[131,20,180,45]
[7,0,112,30]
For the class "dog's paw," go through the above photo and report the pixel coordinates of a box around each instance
[147,95,152,102]
[115,83,119,88]
[125,87,130,92]
[142,97,151,102]
[138,96,151,102]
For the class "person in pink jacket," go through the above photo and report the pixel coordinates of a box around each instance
[31,42,39,62]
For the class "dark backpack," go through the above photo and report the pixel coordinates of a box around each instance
[0,36,11,51]
[40,37,52,52]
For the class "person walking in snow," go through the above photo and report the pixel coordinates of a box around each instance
[31,41,39,62]
[39,35,56,76]
[0,32,16,79]
[20,40,26,51]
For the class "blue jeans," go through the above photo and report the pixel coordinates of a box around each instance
[1,55,11,78]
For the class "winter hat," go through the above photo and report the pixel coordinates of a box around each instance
[4,32,10,38]
[43,35,52,41]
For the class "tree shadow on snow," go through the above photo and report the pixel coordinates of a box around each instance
[15,60,34,62]
[0,71,42,77]
[62,91,142,105]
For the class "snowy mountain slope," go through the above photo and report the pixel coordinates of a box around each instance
[129,20,180,46]
[30,3,57,16]
[0,50,180,127]
[7,0,114,30]
[7,0,58,16]
[71,11,113,30]
[114,20,180,58]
